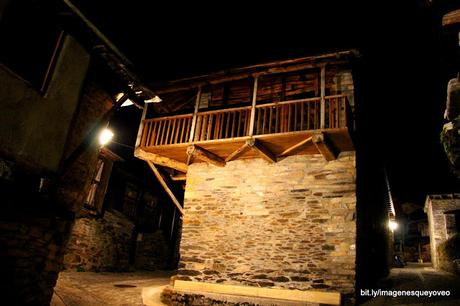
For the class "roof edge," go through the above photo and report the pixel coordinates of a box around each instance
[152,49,360,94]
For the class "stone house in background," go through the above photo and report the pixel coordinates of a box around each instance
[394,202,431,263]
[63,148,181,272]
[135,51,396,305]
[424,193,460,273]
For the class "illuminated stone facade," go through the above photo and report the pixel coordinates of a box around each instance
[177,152,356,297]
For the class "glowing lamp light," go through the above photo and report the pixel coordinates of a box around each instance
[99,128,114,146]
[120,100,134,107]
[145,95,162,103]
[389,220,398,231]
[116,92,162,106]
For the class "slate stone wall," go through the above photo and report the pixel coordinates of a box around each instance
[135,230,171,270]
[425,194,460,269]
[63,210,135,272]
[177,152,356,297]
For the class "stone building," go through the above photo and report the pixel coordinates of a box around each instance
[134,51,395,305]
[0,1,158,305]
[424,193,460,273]
[63,150,180,273]
[393,202,431,263]
[0,2,396,305]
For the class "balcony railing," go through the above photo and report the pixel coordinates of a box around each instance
[138,94,350,147]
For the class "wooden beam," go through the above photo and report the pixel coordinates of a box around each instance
[63,0,133,67]
[134,148,188,173]
[188,87,202,142]
[225,141,252,162]
[320,65,326,129]
[171,174,186,181]
[248,139,276,163]
[248,76,258,136]
[173,280,341,305]
[187,145,226,167]
[312,132,337,161]
[135,103,148,148]
[186,150,194,166]
[278,136,313,156]
[146,161,184,215]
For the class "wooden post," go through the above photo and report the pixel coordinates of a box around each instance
[170,206,176,241]
[320,65,326,129]
[189,87,202,142]
[312,132,337,161]
[248,76,258,136]
[135,102,148,148]
[248,138,276,163]
[146,161,184,215]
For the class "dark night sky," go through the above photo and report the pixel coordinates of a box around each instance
[73,0,460,205]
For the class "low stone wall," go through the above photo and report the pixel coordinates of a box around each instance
[64,210,135,272]
[438,234,460,275]
[177,152,356,299]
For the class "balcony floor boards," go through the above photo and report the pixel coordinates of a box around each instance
[137,128,353,168]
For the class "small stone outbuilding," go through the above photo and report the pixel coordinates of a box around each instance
[424,193,460,271]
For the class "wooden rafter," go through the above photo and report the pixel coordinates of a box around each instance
[134,148,188,173]
[171,174,187,181]
[278,136,313,156]
[187,145,226,167]
[225,141,252,162]
[248,139,276,163]
[145,161,184,215]
[312,132,337,161]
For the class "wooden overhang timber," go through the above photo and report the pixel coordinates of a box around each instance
[312,132,338,161]
[171,174,187,181]
[134,148,188,173]
[187,145,226,167]
[247,138,277,163]
[146,161,184,215]
[278,136,313,156]
[225,138,276,163]
[225,141,253,162]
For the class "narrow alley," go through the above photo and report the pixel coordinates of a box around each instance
[361,263,460,306]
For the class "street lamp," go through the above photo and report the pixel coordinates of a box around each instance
[389,220,398,231]
[99,128,114,146]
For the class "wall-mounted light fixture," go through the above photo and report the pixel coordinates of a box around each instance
[388,220,398,231]
[145,95,162,103]
[99,128,114,146]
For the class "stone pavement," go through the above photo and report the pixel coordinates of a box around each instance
[359,263,460,305]
[51,270,173,306]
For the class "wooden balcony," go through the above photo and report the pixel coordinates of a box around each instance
[135,94,354,173]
